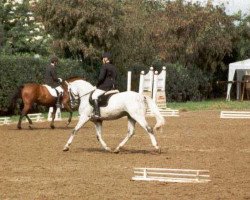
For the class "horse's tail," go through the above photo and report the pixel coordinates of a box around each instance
[7,85,24,115]
[144,96,165,130]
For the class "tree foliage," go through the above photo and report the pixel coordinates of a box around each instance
[0,0,51,55]
[35,0,238,73]
[233,15,250,61]
[35,0,121,60]
[151,0,236,72]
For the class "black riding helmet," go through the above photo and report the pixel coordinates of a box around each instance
[50,56,59,64]
[102,52,111,60]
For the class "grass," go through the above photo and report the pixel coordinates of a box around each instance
[167,98,250,111]
[3,99,250,122]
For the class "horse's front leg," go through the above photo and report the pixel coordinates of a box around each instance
[50,106,56,129]
[94,121,111,152]
[63,114,90,151]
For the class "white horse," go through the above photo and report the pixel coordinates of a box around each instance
[63,79,165,153]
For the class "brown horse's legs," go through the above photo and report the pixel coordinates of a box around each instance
[50,106,56,129]
[63,103,73,126]
[26,115,32,125]
[17,104,31,129]
[17,115,24,129]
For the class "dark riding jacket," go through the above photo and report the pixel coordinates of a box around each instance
[44,64,60,88]
[97,63,117,91]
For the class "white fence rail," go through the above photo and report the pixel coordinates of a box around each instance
[26,113,44,122]
[0,117,12,125]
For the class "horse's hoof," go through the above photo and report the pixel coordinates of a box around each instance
[155,146,161,154]
[28,125,33,130]
[63,146,69,152]
[50,125,55,129]
[105,147,112,152]
[17,126,22,130]
[113,149,120,154]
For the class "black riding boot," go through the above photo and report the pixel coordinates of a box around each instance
[93,99,101,120]
[56,94,61,108]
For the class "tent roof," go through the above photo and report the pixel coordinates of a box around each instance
[229,59,250,69]
[226,58,250,100]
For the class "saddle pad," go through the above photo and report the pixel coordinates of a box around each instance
[105,90,119,95]
[89,90,119,107]
[43,85,63,97]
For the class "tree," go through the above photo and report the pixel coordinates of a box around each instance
[35,0,122,60]
[35,0,237,73]
[233,15,250,61]
[150,0,236,72]
[35,0,162,68]
[0,0,51,55]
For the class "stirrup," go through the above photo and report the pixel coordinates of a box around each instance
[56,102,61,108]
[91,114,102,121]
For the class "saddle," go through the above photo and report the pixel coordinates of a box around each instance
[89,90,119,107]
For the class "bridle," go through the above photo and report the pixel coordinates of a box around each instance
[64,80,95,107]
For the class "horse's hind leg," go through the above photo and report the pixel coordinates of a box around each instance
[63,114,90,151]
[26,115,33,129]
[17,104,31,129]
[114,117,136,153]
[94,121,111,152]
[17,114,24,129]
[130,114,160,152]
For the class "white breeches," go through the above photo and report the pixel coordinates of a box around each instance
[55,86,64,94]
[92,89,105,100]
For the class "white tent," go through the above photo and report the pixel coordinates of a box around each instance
[226,59,250,101]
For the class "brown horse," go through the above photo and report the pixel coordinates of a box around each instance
[10,77,83,129]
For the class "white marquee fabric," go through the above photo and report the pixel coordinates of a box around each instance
[226,59,250,100]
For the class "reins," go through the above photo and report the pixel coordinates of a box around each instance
[77,89,95,99]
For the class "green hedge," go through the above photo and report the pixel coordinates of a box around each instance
[0,55,95,112]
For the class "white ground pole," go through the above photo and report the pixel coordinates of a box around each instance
[220,111,250,119]
[48,107,62,121]
[132,168,210,183]
[127,71,132,91]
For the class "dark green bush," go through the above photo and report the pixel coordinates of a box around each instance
[164,64,212,102]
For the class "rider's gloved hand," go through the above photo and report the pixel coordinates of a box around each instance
[58,78,63,83]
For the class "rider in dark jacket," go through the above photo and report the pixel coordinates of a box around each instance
[44,56,63,108]
[97,61,117,90]
[92,52,118,120]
